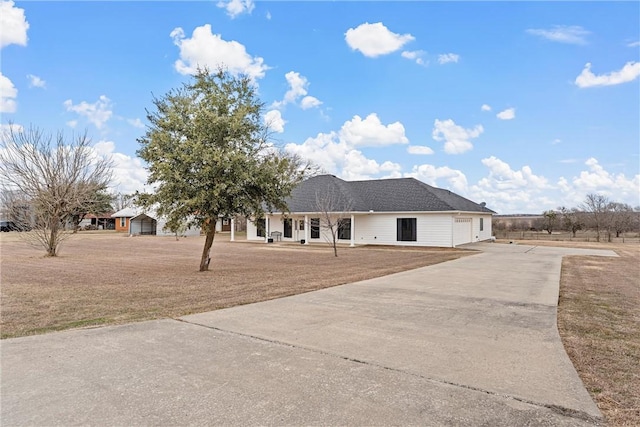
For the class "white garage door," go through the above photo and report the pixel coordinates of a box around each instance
[453,218,472,246]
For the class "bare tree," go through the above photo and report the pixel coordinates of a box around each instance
[558,206,584,238]
[111,192,135,211]
[580,193,610,242]
[608,202,634,239]
[315,183,353,257]
[541,210,558,234]
[0,125,113,256]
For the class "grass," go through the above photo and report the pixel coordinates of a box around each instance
[0,232,471,339]
[509,239,639,427]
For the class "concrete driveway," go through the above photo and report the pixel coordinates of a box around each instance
[1,243,616,426]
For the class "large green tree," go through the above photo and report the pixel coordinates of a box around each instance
[137,68,308,271]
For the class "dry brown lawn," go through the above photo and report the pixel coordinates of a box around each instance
[0,232,470,339]
[508,239,640,427]
[3,233,638,425]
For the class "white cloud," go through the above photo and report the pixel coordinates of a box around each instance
[526,25,590,45]
[0,72,18,113]
[272,71,322,110]
[552,139,562,145]
[66,120,78,129]
[0,122,23,138]
[345,22,414,58]
[479,156,549,191]
[496,107,516,120]
[467,157,552,213]
[26,74,45,88]
[571,158,640,201]
[63,95,113,129]
[438,53,459,64]
[432,119,483,154]
[216,0,254,19]
[340,113,408,147]
[127,118,144,129]
[406,164,468,194]
[401,50,426,66]
[463,156,639,213]
[407,145,434,155]
[264,109,286,133]
[93,140,149,195]
[0,1,29,48]
[628,41,640,48]
[284,113,407,179]
[282,71,308,104]
[481,104,491,112]
[266,11,271,20]
[286,133,402,181]
[575,62,640,88]
[170,25,268,81]
[300,96,322,110]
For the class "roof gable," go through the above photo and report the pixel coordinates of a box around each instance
[111,207,138,218]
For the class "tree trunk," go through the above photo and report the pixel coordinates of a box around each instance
[46,221,58,257]
[199,219,216,271]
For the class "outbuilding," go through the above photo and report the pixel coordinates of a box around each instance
[112,207,201,236]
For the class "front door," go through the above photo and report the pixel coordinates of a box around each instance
[283,218,292,238]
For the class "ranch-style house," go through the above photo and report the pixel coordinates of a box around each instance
[246,174,495,247]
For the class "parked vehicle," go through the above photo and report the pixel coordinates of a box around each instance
[0,221,18,232]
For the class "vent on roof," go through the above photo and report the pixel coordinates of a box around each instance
[480,202,486,207]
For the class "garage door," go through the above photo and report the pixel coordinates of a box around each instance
[453,218,472,246]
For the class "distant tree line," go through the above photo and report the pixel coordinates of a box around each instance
[493,193,640,242]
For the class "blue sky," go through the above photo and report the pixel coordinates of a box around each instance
[1,1,639,214]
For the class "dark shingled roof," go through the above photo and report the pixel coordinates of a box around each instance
[283,175,495,214]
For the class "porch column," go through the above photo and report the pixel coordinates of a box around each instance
[350,214,355,247]
[230,218,235,242]
[304,215,309,244]
[265,217,270,243]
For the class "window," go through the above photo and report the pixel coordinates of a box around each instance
[480,218,484,231]
[310,218,320,239]
[256,219,266,237]
[120,217,126,228]
[299,219,305,231]
[338,218,351,240]
[397,218,417,242]
[283,218,292,238]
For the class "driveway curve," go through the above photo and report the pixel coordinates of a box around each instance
[1,242,616,426]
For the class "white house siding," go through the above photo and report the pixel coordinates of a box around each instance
[354,213,453,247]
[247,216,294,241]
[248,215,350,243]
[247,212,493,247]
[247,219,260,240]
[130,215,200,236]
[155,217,200,237]
[475,214,493,242]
